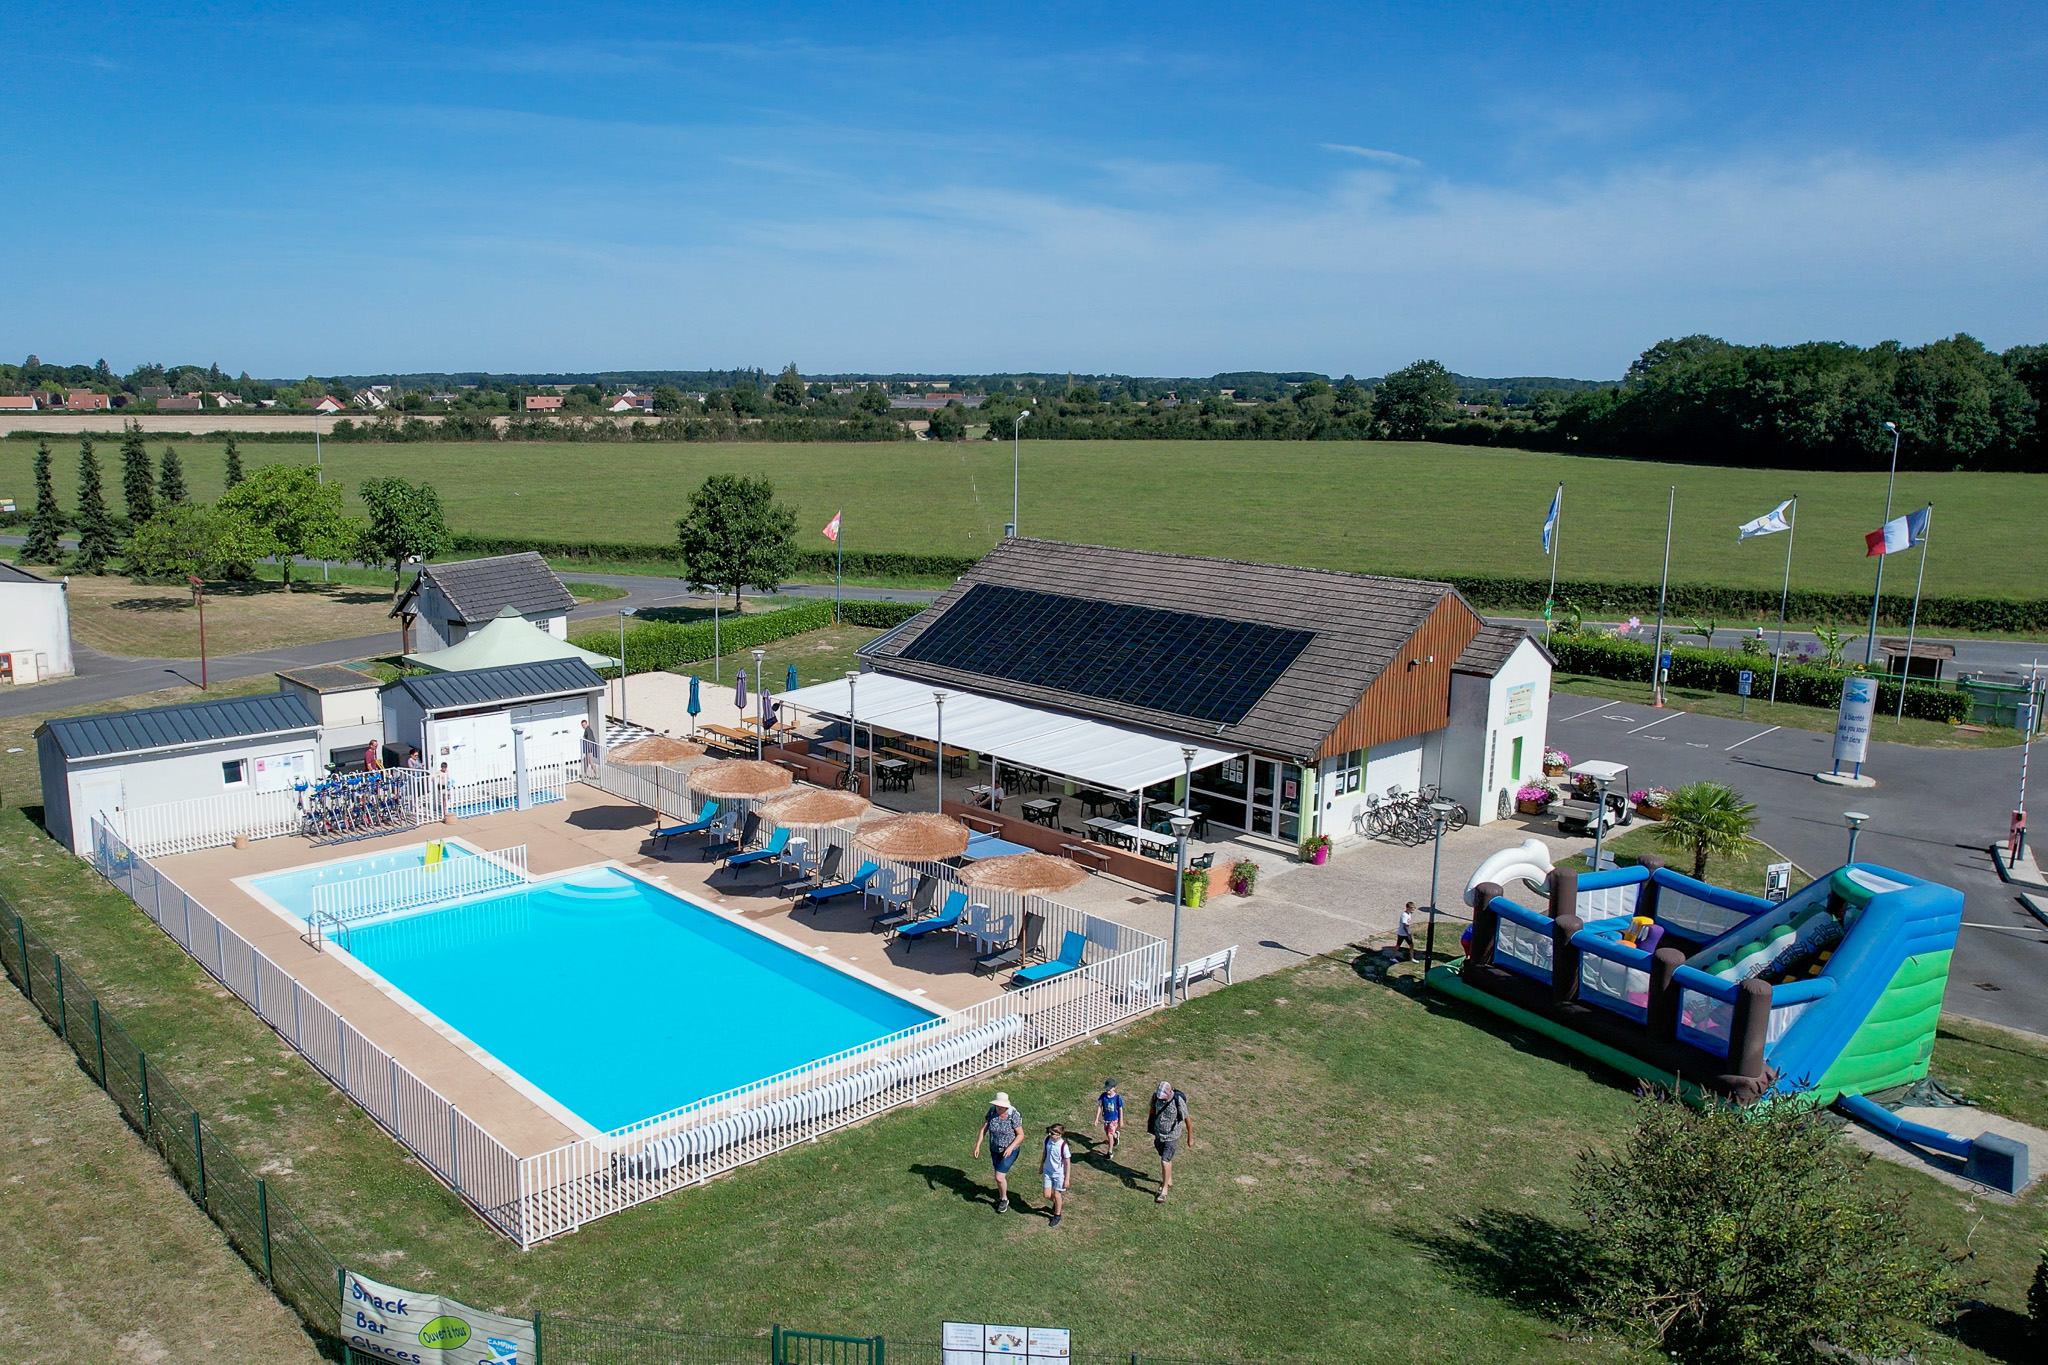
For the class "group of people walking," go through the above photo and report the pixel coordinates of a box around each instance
[972,1078,1193,1226]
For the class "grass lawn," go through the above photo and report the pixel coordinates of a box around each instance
[58,574,397,658]
[0,787,2040,1362]
[1556,823,1816,900]
[1930,1015,2048,1133]
[6,439,2044,600]
[1554,675,2024,749]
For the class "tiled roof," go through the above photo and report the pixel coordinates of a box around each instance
[276,664,382,692]
[864,538,1474,761]
[392,552,576,624]
[390,658,605,711]
[41,692,318,761]
[1454,624,1550,677]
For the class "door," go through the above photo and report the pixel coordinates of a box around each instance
[1511,736,1524,782]
[74,768,124,850]
[429,711,514,785]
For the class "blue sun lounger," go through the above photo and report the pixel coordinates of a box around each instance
[803,859,881,909]
[725,826,791,869]
[896,889,967,947]
[653,800,720,847]
[1011,930,1087,986]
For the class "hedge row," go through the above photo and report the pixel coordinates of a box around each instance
[1442,573,2048,634]
[445,532,980,580]
[569,599,925,676]
[1547,631,1974,723]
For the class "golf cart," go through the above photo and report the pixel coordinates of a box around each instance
[1554,760,1634,837]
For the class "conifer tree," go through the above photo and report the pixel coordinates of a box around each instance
[224,436,245,488]
[157,443,188,505]
[69,436,119,575]
[119,424,155,524]
[19,441,64,564]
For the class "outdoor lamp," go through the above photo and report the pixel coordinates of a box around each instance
[1011,411,1032,536]
[933,690,950,812]
[1170,811,1196,1005]
[1844,811,1869,865]
[1423,800,1456,973]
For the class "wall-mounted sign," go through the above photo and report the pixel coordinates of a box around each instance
[1504,682,1535,724]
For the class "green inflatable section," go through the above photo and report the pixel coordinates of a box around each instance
[1809,949,1950,1102]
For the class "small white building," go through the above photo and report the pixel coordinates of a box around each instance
[0,561,75,684]
[276,665,388,771]
[391,553,578,656]
[382,659,607,787]
[37,691,322,853]
[1442,625,1556,825]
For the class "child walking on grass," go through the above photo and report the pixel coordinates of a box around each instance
[1042,1124,1073,1227]
[1098,1079,1123,1155]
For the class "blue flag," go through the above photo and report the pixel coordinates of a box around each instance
[1542,485,1562,553]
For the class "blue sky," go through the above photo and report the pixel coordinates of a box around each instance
[5,2,2045,378]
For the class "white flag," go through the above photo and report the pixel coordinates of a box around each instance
[1738,499,1793,540]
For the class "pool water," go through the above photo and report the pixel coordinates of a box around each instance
[340,867,938,1132]
[251,843,484,917]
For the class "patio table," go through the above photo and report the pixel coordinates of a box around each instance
[961,832,1035,861]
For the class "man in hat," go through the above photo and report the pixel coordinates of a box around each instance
[972,1091,1026,1212]
[1147,1081,1192,1203]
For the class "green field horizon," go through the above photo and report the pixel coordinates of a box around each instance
[4,438,2041,599]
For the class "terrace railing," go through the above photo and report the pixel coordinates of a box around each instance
[85,818,526,1241]
[112,785,305,859]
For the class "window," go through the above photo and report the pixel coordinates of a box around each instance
[1510,737,1523,782]
[1329,749,1363,796]
[221,759,248,787]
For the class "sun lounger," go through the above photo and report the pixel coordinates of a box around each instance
[702,811,761,862]
[803,859,881,909]
[652,800,720,847]
[726,825,791,869]
[1011,930,1087,986]
[896,889,967,947]
[872,877,938,930]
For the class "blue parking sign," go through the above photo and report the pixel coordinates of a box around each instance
[1660,651,1672,670]
[1738,670,1753,697]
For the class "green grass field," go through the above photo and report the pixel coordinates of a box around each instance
[5,439,2043,599]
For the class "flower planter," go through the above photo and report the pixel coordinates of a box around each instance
[1229,876,1255,897]
[1635,803,1666,821]
[1311,845,1331,866]
[1516,798,1551,816]
[1542,762,1566,778]
[1182,884,1207,908]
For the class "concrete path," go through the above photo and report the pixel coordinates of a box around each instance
[1549,690,2048,1036]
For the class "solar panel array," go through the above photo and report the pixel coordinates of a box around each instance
[897,584,1315,725]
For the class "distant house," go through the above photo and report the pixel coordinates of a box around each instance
[352,389,388,411]
[607,391,655,413]
[0,395,40,411]
[208,391,242,407]
[63,390,112,411]
[157,395,204,411]
[525,395,564,412]
[889,394,988,411]
[311,395,346,414]
[390,552,578,655]
[137,386,174,400]
[427,393,458,404]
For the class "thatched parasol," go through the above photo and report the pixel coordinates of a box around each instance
[854,811,971,862]
[758,787,872,829]
[608,735,707,765]
[957,851,1090,896]
[686,759,795,800]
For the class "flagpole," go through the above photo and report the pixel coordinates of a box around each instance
[1650,485,1674,708]
[1864,421,1901,666]
[1545,482,1563,640]
[1893,504,1931,726]
[1769,497,1795,705]
[835,514,843,626]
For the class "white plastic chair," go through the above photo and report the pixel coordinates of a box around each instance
[874,869,915,916]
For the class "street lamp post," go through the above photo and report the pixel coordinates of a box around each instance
[1864,421,1902,666]
[752,648,767,758]
[617,609,631,725]
[1844,811,1869,865]
[1011,411,1031,537]
[1589,774,1614,874]
[845,670,860,793]
[933,691,949,812]
[188,576,208,690]
[1170,813,1195,1003]
[1423,799,1455,973]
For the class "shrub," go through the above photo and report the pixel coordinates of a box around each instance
[569,600,924,676]
[1444,572,2048,634]
[1573,1093,1961,1364]
[442,533,979,582]
[1548,631,1973,723]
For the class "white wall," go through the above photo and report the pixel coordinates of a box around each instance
[1442,640,1552,825]
[59,735,318,852]
[0,580,74,681]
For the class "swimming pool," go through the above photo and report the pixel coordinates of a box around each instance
[321,866,939,1132]
[250,842,486,918]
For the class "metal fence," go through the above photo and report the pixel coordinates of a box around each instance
[309,843,529,924]
[85,817,525,1240]
[113,784,306,858]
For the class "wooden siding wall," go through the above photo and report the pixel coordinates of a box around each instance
[1317,596,1483,760]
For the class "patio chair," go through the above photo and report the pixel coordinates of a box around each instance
[725,825,791,870]
[803,859,881,911]
[873,876,939,931]
[1011,930,1087,987]
[896,889,967,946]
[702,811,761,862]
[799,843,845,892]
[652,799,720,848]
[975,910,1044,976]
[775,835,815,882]
[1191,852,1215,871]
[873,868,917,918]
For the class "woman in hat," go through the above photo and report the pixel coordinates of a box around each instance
[972,1091,1026,1213]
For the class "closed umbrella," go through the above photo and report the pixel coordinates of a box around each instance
[734,669,749,710]
[786,663,799,691]
[686,759,794,800]
[958,851,1090,896]
[758,787,871,829]
[855,811,971,862]
[687,674,702,722]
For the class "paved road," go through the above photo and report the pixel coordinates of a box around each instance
[1549,691,2046,1036]
[1502,617,2047,682]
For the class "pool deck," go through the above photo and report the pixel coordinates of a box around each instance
[154,787,1023,1159]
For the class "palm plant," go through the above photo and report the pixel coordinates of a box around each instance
[1654,781,1758,881]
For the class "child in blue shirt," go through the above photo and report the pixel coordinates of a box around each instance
[1098,1079,1123,1155]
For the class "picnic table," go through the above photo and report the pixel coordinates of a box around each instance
[1085,816,1177,854]
[873,757,914,792]
[1021,797,1061,825]
[818,739,880,767]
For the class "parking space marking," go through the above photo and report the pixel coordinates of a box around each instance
[1625,713,1684,736]
[1559,700,1615,722]
[1723,726,1780,752]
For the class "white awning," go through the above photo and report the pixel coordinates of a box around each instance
[777,673,1240,794]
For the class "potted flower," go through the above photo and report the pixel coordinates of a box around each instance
[1515,784,1555,816]
[1542,747,1571,777]
[1633,787,1672,820]
[1182,865,1210,907]
[1228,858,1261,897]
[1299,833,1333,865]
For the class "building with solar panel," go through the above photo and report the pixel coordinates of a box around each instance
[778,538,1555,863]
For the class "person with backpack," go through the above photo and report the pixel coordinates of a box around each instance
[1147,1081,1192,1203]
[972,1092,1026,1213]
[1041,1123,1073,1227]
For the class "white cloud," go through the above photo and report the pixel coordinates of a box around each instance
[1321,143,1423,168]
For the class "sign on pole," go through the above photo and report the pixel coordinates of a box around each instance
[1764,862,1793,902]
[343,1269,537,1365]
[944,1322,1070,1364]
[1832,677,1878,767]
[1737,671,1753,697]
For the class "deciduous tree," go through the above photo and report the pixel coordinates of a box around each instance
[1373,359,1458,439]
[676,472,798,610]
[772,363,806,408]
[358,476,452,599]
[123,502,267,582]
[215,462,358,590]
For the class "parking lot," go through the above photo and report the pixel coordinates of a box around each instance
[1549,691,2048,1037]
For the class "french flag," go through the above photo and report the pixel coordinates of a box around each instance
[1865,506,1929,557]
